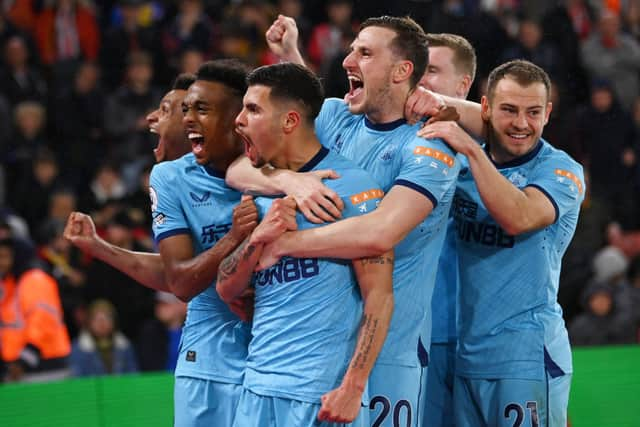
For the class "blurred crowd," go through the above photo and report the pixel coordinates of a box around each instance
[0,0,639,382]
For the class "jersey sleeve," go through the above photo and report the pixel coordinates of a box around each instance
[394,135,460,209]
[328,167,383,219]
[525,155,585,223]
[315,98,357,151]
[149,162,190,243]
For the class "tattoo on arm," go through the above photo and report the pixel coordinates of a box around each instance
[217,239,256,283]
[359,256,394,266]
[350,314,379,370]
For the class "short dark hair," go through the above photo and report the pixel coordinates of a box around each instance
[425,33,477,82]
[486,60,551,102]
[360,16,428,87]
[172,73,196,91]
[196,59,250,97]
[246,62,324,123]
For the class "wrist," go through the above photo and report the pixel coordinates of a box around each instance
[341,372,366,394]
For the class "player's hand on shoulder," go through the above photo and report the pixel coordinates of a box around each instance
[250,196,297,245]
[63,211,98,251]
[282,169,344,224]
[418,120,475,156]
[230,195,259,245]
[405,86,447,125]
[317,383,363,423]
[266,14,299,58]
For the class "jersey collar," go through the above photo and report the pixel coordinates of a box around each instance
[486,139,543,169]
[364,116,406,131]
[299,146,329,172]
[203,165,226,179]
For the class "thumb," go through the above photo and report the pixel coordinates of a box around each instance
[313,169,340,180]
[241,194,254,202]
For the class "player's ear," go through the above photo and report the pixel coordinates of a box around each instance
[393,60,414,84]
[480,95,491,122]
[543,101,552,125]
[283,110,300,134]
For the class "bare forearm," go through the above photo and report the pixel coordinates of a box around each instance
[217,237,263,303]
[89,236,169,292]
[465,144,540,234]
[343,254,394,389]
[277,219,385,259]
[226,155,287,195]
[166,233,244,301]
[442,96,484,136]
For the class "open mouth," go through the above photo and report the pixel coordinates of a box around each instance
[188,132,205,155]
[345,75,364,102]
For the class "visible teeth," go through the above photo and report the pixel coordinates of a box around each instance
[509,134,528,139]
[188,132,203,140]
[149,128,158,134]
[348,76,362,83]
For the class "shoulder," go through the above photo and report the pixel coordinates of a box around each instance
[18,268,56,290]
[538,140,584,175]
[151,154,195,181]
[323,151,378,189]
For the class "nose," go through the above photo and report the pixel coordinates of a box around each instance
[146,108,159,125]
[342,50,355,70]
[182,106,195,127]
[513,111,527,129]
[235,108,247,128]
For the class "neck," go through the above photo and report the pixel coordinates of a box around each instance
[365,85,410,124]
[271,128,323,172]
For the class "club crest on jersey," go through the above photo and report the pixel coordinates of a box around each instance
[149,186,158,212]
[507,171,527,188]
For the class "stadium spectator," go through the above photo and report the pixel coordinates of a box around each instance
[0,221,71,383]
[100,0,163,89]
[307,0,355,70]
[12,147,63,234]
[0,34,47,106]
[569,276,636,346]
[70,299,138,376]
[581,9,640,111]
[576,79,638,229]
[136,291,186,372]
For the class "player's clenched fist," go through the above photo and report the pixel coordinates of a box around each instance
[265,15,298,55]
[317,384,363,423]
[63,211,98,252]
[229,195,259,244]
[250,196,297,245]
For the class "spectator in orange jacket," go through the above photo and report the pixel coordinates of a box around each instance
[0,221,71,383]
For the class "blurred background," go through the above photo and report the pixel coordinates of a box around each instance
[0,0,638,425]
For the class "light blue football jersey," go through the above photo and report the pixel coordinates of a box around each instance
[453,140,584,380]
[150,153,250,384]
[244,147,383,403]
[431,216,459,344]
[315,98,460,367]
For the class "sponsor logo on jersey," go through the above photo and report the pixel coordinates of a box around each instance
[413,146,455,167]
[254,257,320,286]
[453,195,514,247]
[350,189,383,205]
[153,212,165,225]
[149,186,158,212]
[201,223,232,245]
[555,169,583,194]
[189,191,213,207]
